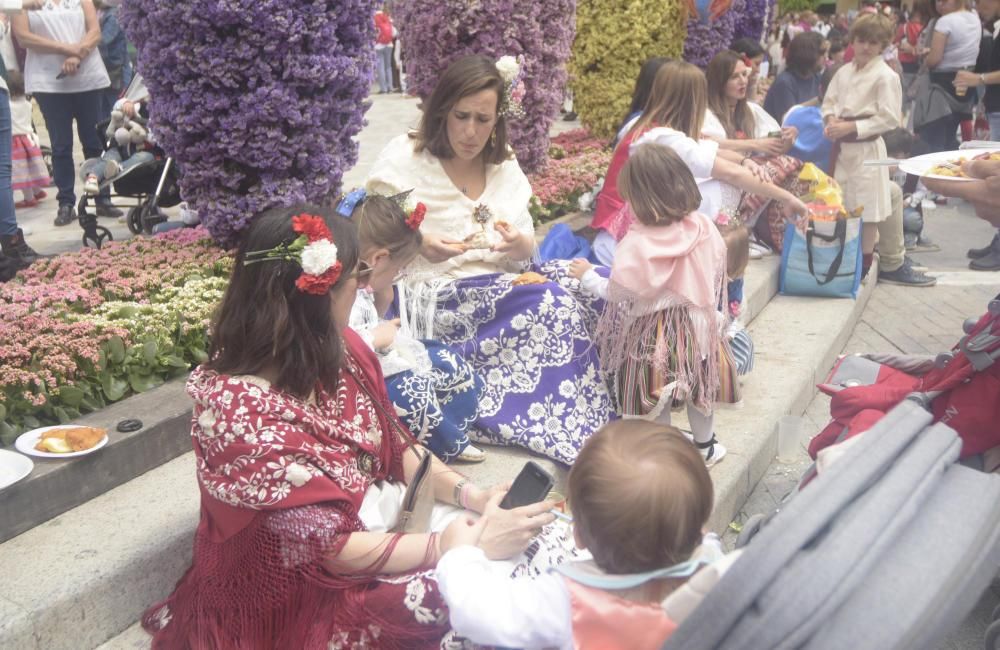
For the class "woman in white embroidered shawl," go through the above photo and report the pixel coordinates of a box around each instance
[366,55,612,465]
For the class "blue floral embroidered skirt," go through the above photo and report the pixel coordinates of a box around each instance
[422,261,613,465]
[385,340,483,463]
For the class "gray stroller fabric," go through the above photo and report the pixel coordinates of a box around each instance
[665,401,1000,650]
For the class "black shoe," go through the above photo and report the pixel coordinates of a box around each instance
[970,248,1000,271]
[0,228,39,268]
[95,203,124,219]
[563,111,577,121]
[54,204,76,227]
[968,233,1000,259]
[878,262,937,286]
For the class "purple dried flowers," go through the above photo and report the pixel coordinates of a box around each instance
[120,0,378,246]
[683,9,737,68]
[393,0,576,173]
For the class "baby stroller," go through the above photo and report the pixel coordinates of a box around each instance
[668,299,1000,649]
[76,75,182,249]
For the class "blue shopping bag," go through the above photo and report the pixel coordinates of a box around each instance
[779,213,862,299]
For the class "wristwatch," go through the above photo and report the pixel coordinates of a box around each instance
[981,73,988,86]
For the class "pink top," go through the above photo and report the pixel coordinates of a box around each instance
[565,578,677,650]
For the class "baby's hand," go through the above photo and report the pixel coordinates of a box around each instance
[569,258,592,280]
[439,514,488,557]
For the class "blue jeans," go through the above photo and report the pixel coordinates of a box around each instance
[0,89,17,236]
[375,46,393,93]
[34,89,106,208]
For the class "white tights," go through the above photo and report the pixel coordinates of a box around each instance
[655,402,715,444]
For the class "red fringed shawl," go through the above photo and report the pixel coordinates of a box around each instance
[143,330,449,649]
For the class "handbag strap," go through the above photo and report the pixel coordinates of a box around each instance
[806,217,848,286]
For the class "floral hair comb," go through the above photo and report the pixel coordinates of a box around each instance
[244,213,343,295]
[495,55,525,119]
[336,188,425,231]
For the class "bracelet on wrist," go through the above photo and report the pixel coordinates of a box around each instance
[453,479,468,507]
[459,482,474,510]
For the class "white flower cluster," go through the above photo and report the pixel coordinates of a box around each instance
[300,240,339,276]
[495,56,520,83]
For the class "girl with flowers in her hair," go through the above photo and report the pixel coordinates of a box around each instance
[341,191,488,464]
[142,204,576,648]
[571,145,740,467]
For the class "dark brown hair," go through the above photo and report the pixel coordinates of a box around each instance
[568,420,714,574]
[786,32,826,76]
[632,61,708,140]
[207,204,360,398]
[620,56,673,135]
[850,13,893,46]
[353,194,423,260]
[706,50,755,140]
[619,144,702,227]
[412,55,509,165]
[6,70,25,98]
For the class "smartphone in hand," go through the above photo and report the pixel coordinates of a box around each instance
[499,461,555,510]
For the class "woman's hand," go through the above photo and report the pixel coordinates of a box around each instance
[953,70,980,94]
[568,258,593,280]
[824,119,856,141]
[784,195,809,217]
[753,137,786,157]
[780,127,798,153]
[491,222,534,260]
[464,482,510,514]
[476,492,556,561]
[370,318,400,350]
[742,158,772,183]
[421,233,465,264]
[61,56,81,76]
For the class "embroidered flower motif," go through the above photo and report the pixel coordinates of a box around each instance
[197,408,217,431]
[285,462,312,487]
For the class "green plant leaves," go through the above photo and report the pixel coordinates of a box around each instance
[108,336,126,365]
[101,373,129,402]
[57,386,86,407]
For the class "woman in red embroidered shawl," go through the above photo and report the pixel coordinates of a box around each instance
[142,205,559,649]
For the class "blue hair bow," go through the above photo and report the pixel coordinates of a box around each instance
[336,188,367,218]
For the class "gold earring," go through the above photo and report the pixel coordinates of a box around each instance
[490,130,497,147]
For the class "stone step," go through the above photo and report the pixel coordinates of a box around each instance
[0,255,783,650]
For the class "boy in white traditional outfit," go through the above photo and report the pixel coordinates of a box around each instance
[822,14,934,286]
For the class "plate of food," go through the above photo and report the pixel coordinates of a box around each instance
[15,425,109,459]
[898,149,1000,182]
[0,449,33,490]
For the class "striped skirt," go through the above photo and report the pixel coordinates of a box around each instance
[616,311,742,417]
[12,134,50,191]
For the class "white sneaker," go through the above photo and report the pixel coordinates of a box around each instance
[749,247,763,260]
[696,436,727,467]
[83,175,100,196]
[455,444,486,463]
[749,241,773,257]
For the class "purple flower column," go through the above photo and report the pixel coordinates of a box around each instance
[393,0,576,173]
[683,10,737,69]
[121,0,378,246]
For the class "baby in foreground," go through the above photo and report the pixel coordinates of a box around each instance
[436,419,722,649]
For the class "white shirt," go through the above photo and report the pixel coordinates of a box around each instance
[10,95,34,136]
[24,0,110,95]
[0,0,26,93]
[631,127,723,219]
[438,545,575,650]
[933,10,982,71]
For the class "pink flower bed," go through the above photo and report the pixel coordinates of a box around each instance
[0,229,231,443]
[528,129,612,223]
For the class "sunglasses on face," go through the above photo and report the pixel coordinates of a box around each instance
[350,260,375,286]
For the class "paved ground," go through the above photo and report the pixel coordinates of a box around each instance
[722,199,1000,648]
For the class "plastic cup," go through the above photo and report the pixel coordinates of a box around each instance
[776,415,805,463]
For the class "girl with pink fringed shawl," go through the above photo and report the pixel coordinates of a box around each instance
[571,144,741,467]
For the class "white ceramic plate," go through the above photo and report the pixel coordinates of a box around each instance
[0,449,33,490]
[897,148,1000,182]
[15,425,109,459]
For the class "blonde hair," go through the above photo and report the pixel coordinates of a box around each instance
[618,144,702,227]
[850,13,893,46]
[351,195,423,260]
[568,420,714,574]
[631,61,708,140]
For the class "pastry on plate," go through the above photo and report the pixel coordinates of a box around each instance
[34,426,107,453]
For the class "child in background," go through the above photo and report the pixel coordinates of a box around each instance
[337,190,487,463]
[571,144,737,466]
[823,13,934,287]
[7,71,50,209]
[783,63,842,173]
[436,419,724,650]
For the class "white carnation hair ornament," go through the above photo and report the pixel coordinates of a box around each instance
[496,55,526,119]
